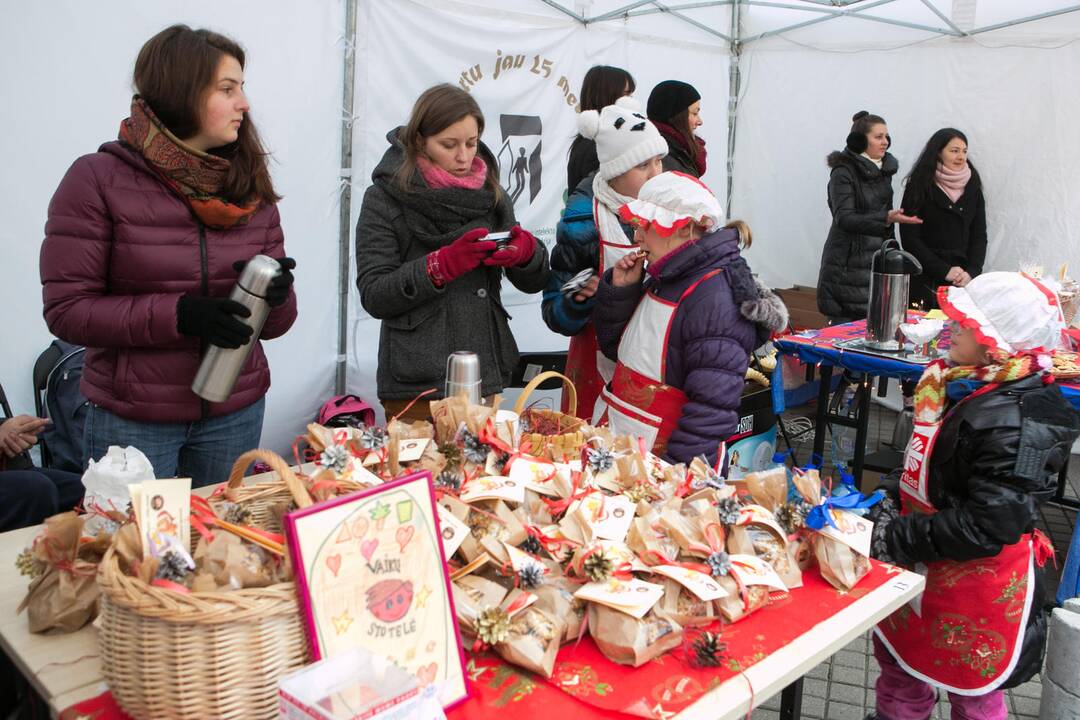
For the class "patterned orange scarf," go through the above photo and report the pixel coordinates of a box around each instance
[118,96,259,229]
[913,355,1040,423]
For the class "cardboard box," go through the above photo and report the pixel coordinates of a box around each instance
[773,285,829,331]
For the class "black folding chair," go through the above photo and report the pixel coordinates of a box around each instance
[30,344,63,468]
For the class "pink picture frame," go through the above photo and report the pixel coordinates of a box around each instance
[284,471,470,711]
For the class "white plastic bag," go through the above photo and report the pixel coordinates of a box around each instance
[81,446,155,533]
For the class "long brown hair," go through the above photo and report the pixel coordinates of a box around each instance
[394,84,502,197]
[133,24,279,204]
[667,108,699,163]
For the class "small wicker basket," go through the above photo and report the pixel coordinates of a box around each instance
[97,449,313,719]
[514,371,585,460]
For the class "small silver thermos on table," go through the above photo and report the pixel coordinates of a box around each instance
[191,255,282,402]
[445,351,482,404]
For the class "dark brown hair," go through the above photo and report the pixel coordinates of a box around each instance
[579,65,635,112]
[133,24,279,204]
[667,107,699,163]
[394,84,502,197]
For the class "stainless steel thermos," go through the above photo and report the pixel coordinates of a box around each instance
[191,255,282,402]
[865,239,922,351]
[445,351,482,404]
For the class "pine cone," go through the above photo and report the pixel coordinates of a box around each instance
[624,482,661,504]
[492,451,511,475]
[690,631,727,668]
[155,548,192,584]
[586,447,615,474]
[583,549,615,583]
[775,501,812,535]
[476,606,510,646]
[439,442,462,471]
[519,563,545,589]
[716,497,743,526]
[221,502,253,526]
[359,426,388,451]
[706,550,732,578]
[15,548,44,579]
[461,432,490,466]
[319,445,350,473]
[519,535,543,556]
[434,470,462,493]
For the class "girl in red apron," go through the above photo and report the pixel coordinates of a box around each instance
[592,172,788,466]
[867,272,1080,720]
[541,97,668,422]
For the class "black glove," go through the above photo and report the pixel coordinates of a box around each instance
[233,257,295,307]
[867,492,901,564]
[176,295,253,349]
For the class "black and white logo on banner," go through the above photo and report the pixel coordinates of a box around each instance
[497,114,542,206]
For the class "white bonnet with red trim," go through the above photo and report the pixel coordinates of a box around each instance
[619,171,723,238]
[937,271,1066,355]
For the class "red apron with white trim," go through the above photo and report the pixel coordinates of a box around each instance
[601,269,723,455]
[875,385,1041,695]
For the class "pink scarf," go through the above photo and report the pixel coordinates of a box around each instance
[935,162,971,203]
[417,155,488,190]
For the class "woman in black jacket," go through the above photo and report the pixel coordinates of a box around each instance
[900,128,987,310]
[817,111,921,323]
[566,65,635,192]
[869,272,1079,720]
[646,80,706,177]
[355,85,549,421]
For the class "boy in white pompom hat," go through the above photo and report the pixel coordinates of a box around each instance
[542,96,668,422]
[867,271,1079,720]
[592,171,788,466]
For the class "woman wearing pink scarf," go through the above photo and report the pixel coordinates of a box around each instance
[899,128,987,309]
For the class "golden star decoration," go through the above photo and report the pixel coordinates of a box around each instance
[332,610,354,635]
[414,585,433,609]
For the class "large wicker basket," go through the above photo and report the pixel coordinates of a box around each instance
[97,450,313,719]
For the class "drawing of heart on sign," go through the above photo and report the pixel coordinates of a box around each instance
[361,539,379,562]
[396,525,415,552]
[417,663,438,686]
[326,553,342,577]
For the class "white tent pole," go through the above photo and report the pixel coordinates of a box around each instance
[653,2,733,40]
[587,0,664,22]
[918,0,968,36]
[968,4,1080,35]
[743,0,957,37]
[336,0,359,394]
[725,0,741,219]
[538,0,587,22]
[741,0,898,43]
[624,1,733,18]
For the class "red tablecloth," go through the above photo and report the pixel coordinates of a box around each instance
[60,562,900,720]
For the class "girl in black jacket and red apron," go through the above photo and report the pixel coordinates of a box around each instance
[868,272,1080,720]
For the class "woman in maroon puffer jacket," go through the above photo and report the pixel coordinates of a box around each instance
[39,25,297,487]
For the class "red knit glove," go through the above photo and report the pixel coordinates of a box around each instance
[426,228,496,286]
[484,225,537,268]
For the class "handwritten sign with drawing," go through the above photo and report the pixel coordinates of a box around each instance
[285,471,468,710]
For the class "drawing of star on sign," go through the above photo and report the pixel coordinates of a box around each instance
[414,585,432,610]
[332,610,354,635]
[370,501,391,530]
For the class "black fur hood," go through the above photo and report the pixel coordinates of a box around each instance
[826,148,898,179]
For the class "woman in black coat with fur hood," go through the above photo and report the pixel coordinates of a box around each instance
[817,112,921,323]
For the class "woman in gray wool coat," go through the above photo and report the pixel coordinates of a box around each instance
[355,84,549,421]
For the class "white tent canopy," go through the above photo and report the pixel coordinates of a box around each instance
[3,0,1079,456]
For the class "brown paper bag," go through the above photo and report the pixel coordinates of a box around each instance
[744,467,788,512]
[494,596,564,678]
[587,605,683,667]
[713,579,769,623]
[18,513,108,634]
[627,517,682,564]
[790,470,870,591]
[654,578,717,627]
[748,527,802,589]
[532,577,586,643]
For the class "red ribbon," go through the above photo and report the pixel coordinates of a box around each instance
[541,471,595,517]
[524,525,580,557]
[639,549,712,576]
[1033,529,1056,569]
[189,496,285,547]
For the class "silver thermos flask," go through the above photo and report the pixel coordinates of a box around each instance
[445,351,482,404]
[865,239,923,351]
[191,255,282,402]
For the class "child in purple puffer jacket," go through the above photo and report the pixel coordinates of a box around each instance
[593,171,787,465]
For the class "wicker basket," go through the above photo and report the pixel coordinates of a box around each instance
[513,371,585,460]
[97,450,313,719]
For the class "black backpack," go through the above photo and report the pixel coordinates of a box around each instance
[39,340,89,472]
